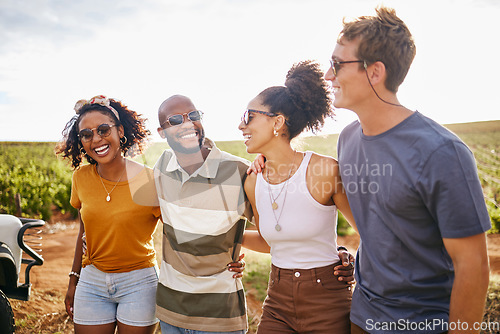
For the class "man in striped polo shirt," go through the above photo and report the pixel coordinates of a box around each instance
[154,95,251,333]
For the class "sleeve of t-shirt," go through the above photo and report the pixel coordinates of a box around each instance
[130,167,160,207]
[70,171,81,209]
[416,141,491,238]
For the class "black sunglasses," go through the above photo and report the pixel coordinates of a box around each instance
[241,109,277,125]
[161,110,203,128]
[78,124,116,143]
[330,59,366,77]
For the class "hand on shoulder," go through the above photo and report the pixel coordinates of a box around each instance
[247,154,266,175]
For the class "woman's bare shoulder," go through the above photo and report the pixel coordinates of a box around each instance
[308,152,339,177]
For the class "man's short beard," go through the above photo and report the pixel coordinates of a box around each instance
[166,129,205,154]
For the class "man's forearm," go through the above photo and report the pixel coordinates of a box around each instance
[448,259,489,333]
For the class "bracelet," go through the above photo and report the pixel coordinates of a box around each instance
[337,246,348,252]
[69,271,80,279]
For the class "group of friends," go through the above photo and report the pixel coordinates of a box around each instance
[55,6,491,334]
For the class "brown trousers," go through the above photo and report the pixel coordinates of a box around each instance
[257,262,352,334]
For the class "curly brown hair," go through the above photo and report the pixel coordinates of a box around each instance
[55,98,151,169]
[258,60,333,140]
[339,6,416,93]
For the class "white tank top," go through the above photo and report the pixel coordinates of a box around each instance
[256,151,339,269]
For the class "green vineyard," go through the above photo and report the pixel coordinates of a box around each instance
[1,119,499,232]
[0,142,75,220]
[446,121,500,233]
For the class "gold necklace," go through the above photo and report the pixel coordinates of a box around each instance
[266,164,293,210]
[97,163,126,202]
[266,152,298,231]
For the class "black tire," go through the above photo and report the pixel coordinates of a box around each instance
[0,290,15,334]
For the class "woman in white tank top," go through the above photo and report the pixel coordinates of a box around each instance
[238,61,357,334]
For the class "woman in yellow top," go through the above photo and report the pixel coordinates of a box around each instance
[56,95,161,334]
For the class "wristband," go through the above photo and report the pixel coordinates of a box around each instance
[69,271,80,279]
[337,246,348,252]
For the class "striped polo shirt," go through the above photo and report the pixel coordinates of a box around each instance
[154,139,251,332]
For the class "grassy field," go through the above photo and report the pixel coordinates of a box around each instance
[1,119,499,227]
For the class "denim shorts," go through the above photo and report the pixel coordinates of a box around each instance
[160,321,245,334]
[73,264,159,326]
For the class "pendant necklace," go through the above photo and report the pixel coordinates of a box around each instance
[266,169,289,211]
[97,162,126,202]
[266,151,297,231]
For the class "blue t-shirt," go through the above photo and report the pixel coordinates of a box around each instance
[338,112,491,334]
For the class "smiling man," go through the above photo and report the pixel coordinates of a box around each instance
[153,95,251,334]
[325,6,491,334]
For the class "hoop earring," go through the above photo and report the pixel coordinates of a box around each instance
[120,136,128,145]
[273,129,279,137]
[80,147,86,156]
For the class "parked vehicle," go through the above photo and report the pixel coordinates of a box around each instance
[0,214,44,334]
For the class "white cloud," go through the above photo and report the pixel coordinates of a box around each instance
[0,0,499,142]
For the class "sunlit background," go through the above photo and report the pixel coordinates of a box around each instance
[1,0,499,143]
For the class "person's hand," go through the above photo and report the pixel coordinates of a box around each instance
[334,248,355,283]
[65,282,77,319]
[227,254,245,278]
[246,154,266,174]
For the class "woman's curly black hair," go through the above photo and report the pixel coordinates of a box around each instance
[55,98,151,170]
[258,60,333,139]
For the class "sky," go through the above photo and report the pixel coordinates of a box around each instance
[0,0,499,143]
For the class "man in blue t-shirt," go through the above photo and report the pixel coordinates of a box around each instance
[325,6,491,334]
